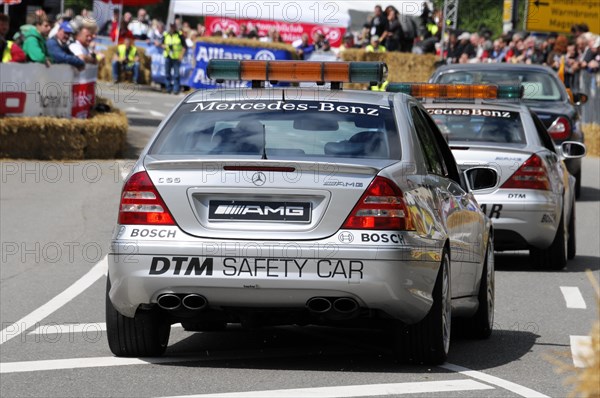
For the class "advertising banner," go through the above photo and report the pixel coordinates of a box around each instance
[205,16,346,48]
[190,41,293,89]
[149,45,195,87]
[0,64,98,119]
[71,65,97,119]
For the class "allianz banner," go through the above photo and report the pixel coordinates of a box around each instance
[190,42,293,89]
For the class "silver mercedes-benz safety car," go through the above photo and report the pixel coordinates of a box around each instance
[107,61,494,365]
[387,83,586,270]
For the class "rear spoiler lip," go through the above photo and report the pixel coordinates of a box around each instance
[144,157,385,175]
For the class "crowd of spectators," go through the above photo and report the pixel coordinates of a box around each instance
[442,24,600,91]
[2,4,599,94]
[0,9,98,70]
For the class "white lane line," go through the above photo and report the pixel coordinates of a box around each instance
[28,323,183,335]
[560,286,587,309]
[0,356,197,374]
[570,335,593,368]
[124,106,143,113]
[441,363,550,398]
[149,110,166,118]
[0,257,108,345]
[161,379,493,398]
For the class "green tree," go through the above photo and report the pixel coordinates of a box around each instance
[433,0,528,38]
[65,0,93,15]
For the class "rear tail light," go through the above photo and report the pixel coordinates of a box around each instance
[547,116,571,141]
[500,154,550,191]
[342,176,414,230]
[118,171,175,225]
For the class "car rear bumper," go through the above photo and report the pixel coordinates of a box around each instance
[108,226,443,324]
[477,191,560,250]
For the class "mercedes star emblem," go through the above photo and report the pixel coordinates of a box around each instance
[251,172,266,186]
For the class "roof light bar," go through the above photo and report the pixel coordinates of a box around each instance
[386,83,523,99]
[207,60,388,85]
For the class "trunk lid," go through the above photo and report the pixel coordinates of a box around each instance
[144,157,389,240]
[450,144,533,187]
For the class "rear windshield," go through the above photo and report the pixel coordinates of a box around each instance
[150,100,400,159]
[435,70,564,101]
[427,108,526,144]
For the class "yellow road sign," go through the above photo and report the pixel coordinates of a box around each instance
[525,0,600,34]
[503,0,513,23]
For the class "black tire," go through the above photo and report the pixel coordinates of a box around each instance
[530,210,567,270]
[463,237,495,339]
[567,201,576,260]
[575,169,581,199]
[393,249,451,365]
[106,278,170,357]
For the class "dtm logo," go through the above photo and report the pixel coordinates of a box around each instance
[254,50,276,61]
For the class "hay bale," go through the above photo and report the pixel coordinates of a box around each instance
[98,46,152,84]
[340,50,438,90]
[0,99,128,160]
[583,123,600,158]
[196,37,298,55]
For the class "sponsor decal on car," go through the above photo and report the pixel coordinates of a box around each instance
[191,101,380,116]
[148,256,364,279]
[426,108,513,118]
[131,229,177,238]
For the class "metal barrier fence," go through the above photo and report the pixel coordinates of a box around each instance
[578,71,599,124]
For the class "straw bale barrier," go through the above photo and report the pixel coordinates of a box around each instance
[583,123,600,157]
[0,98,127,160]
[340,49,438,89]
[196,36,299,54]
[98,46,152,84]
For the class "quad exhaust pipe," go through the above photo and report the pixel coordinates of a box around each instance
[306,297,359,317]
[157,293,208,311]
[332,297,359,314]
[306,297,332,313]
[157,294,181,310]
[181,294,208,311]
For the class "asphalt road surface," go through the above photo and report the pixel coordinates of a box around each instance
[1,87,599,397]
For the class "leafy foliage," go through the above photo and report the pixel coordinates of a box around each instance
[433,0,528,38]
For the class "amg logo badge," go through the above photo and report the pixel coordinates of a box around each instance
[209,201,311,222]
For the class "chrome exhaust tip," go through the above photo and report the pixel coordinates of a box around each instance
[157,294,181,310]
[333,297,359,314]
[306,297,332,313]
[181,294,208,311]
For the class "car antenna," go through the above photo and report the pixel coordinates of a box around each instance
[261,123,268,160]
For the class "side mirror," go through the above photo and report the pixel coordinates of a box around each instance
[572,92,588,105]
[464,167,498,191]
[560,141,586,159]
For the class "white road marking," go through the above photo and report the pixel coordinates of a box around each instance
[0,347,346,374]
[570,335,593,368]
[0,257,108,345]
[560,286,587,309]
[161,380,493,398]
[149,110,166,117]
[441,363,550,398]
[124,106,143,113]
[28,323,183,335]
[0,356,196,374]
